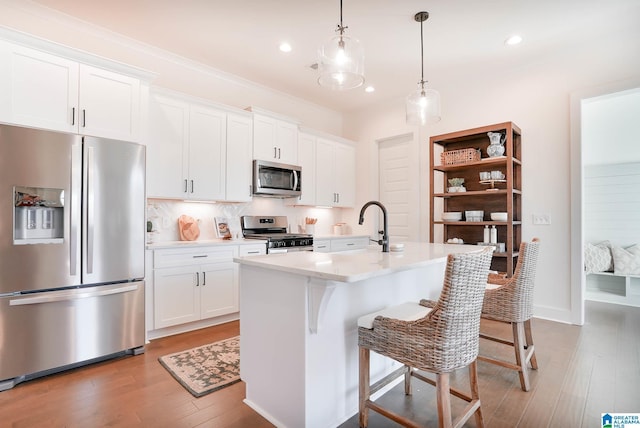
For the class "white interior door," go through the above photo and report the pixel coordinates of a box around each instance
[378,133,419,242]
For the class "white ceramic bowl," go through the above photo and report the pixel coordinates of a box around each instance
[490,212,508,221]
[442,212,462,221]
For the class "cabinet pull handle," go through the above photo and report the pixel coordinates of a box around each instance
[247,251,260,254]
[193,255,208,258]
[278,148,281,159]
[82,109,86,128]
[274,147,277,158]
[202,272,206,286]
[196,272,200,286]
[71,107,75,126]
[190,180,194,193]
[184,179,188,193]
[337,193,340,203]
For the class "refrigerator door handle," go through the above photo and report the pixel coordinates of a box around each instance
[86,146,95,273]
[9,283,140,306]
[70,141,82,277]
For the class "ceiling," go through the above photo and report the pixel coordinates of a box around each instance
[29,0,640,113]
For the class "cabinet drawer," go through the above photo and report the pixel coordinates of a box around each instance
[154,246,236,268]
[239,243,267,256]
[331,237,369,252]
[313,240,331,252]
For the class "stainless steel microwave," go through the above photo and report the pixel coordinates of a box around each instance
[252,160,301,198]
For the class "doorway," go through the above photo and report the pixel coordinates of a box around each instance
[569,77,640,325]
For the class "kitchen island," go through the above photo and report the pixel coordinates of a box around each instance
[234,243,483,428]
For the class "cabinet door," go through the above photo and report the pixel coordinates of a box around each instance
[78,64,140,141]
[296,132,317,205]
[147,94,189,198]
[276,120,298,164]
[0,41,78,133]
[252,114,278,161]
[199,262,238,319]
[188,104,226,200]
[153,266,199,329]
[226,113,252,201]
[252,113,298,163]
[315,138,336,206]
[334,143,356,207]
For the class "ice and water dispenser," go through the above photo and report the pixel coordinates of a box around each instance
[14,186,64,244]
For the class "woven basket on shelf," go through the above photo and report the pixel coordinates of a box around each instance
[441,148,481,165]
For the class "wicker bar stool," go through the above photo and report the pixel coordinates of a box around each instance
[478,238,540,392]
[358,247,494,428]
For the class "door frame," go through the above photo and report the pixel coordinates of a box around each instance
[569,76,640,325]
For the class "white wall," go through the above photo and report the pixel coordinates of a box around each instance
[344,26,640,323]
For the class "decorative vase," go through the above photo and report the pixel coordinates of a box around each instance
[486,132,505,157]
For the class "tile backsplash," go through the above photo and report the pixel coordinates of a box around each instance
[147,198,350,243]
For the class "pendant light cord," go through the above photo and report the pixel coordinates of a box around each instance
[420,16,424,85]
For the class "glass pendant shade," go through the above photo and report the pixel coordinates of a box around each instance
[406,83,441,125]
[318,33,365,90]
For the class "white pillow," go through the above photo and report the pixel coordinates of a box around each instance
[584,241,613,273]
[612,244,640,275]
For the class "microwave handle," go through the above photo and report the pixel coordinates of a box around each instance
[292,170,299,191]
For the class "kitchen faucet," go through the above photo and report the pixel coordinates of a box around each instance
[358,200,389,252]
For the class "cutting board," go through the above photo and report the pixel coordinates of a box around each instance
[178,215,200,241]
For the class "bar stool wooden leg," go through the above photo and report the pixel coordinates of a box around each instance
[469,360,484,428]
[436,373,453,428]
[524,319,538,370]
[359,347,370,428]
[512,322,530,391]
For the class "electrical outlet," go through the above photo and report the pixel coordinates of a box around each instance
[532,214,551,225]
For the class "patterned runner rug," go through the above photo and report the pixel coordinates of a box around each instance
[158,336,240,397]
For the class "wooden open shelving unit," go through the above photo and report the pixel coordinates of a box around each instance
[430,122,522,277]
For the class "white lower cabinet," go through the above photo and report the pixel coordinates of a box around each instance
[153,246,237,329]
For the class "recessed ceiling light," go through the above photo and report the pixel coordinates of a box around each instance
[505,35,523,46]
[279,42,292,53]
[365,86,375,93]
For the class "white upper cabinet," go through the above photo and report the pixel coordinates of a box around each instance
[252,112,298,164]
[77,64,140,141]
[147,90,251,202]
[0,40,141,141]
[225,113,253,202]
[295,132,317,206]
[147,94,189,199]
[188,104,226,201]
[316,137,356,207]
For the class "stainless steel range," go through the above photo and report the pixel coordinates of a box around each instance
[241,216,313,253]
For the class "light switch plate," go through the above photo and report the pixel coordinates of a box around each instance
[532,214,551,225]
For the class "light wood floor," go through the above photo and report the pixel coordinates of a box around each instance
[0,300,637,427]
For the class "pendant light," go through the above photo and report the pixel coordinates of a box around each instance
[406,11,441,125]
[317,0,364,90]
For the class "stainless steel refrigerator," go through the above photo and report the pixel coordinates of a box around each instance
[0,124,146,390]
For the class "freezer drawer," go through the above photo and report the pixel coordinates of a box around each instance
[0,281,145,388]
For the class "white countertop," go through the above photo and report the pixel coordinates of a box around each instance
[147,238,266,250]
[234,242,482,283]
